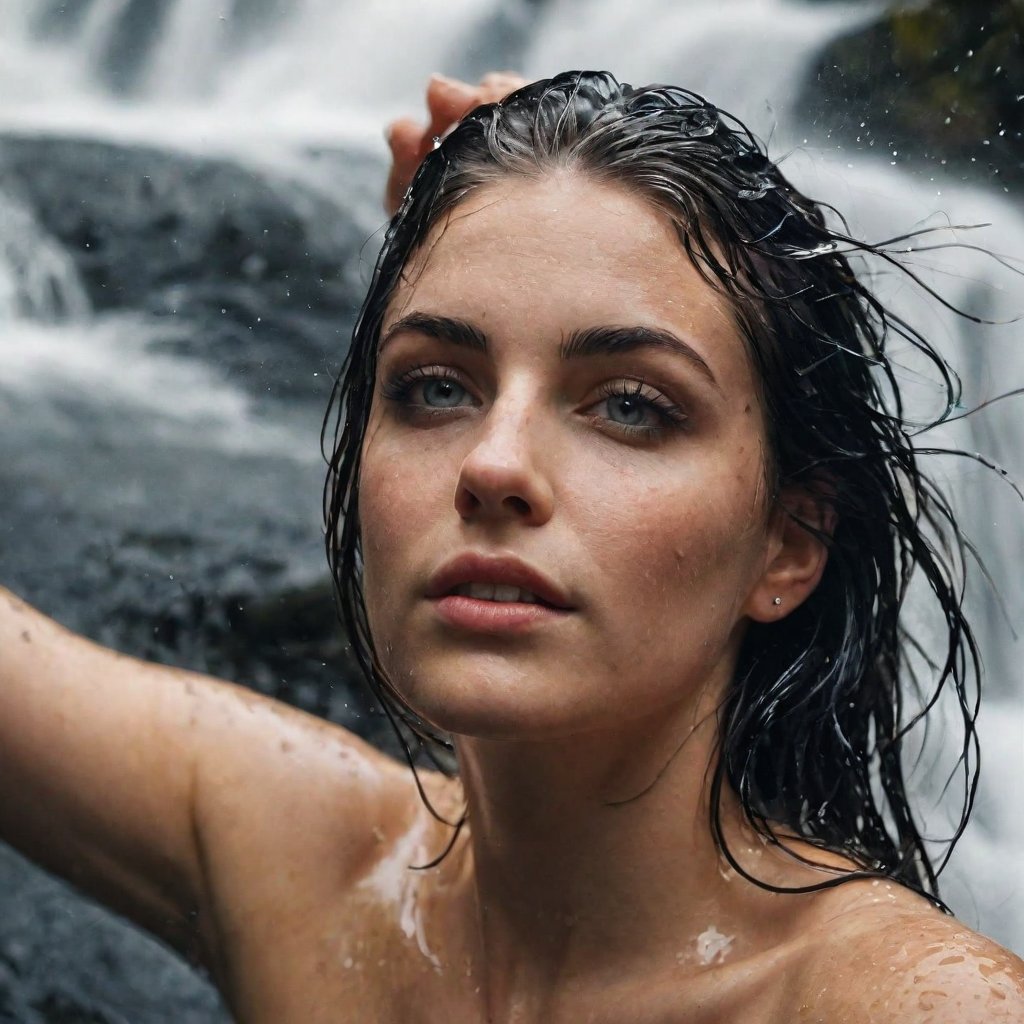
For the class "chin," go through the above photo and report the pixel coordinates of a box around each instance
[392,660,603,742]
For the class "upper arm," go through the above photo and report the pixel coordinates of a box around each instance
[808,908,1024,1024]
[0,588,210,952]
[879,931,1024,1023]
[0,586,398,972]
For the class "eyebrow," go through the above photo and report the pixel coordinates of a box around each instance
[380,312,718,388]
[380,312,488,353]
[560,324,718,387]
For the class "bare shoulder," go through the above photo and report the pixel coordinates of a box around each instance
[184,683,466,1015]
[793,883,1024,1023]
[192,682,422,879]
[188,682,438,957]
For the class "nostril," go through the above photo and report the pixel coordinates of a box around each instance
[505,496,531,516]
[455,485,482,519]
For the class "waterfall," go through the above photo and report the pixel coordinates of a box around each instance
[0,190,90,321]
[524,0,878,140]
[0,0,514,122]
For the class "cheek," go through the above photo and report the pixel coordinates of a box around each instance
[574,449,767,617]
[358,421,459,620]
[358,430,417,614]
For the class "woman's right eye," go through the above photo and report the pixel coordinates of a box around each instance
[380,366,474,411]
[417,378,468,408]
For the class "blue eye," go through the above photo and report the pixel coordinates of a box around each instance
[381,365,473,411]
[592,381,687,438]
[419,378,467,408]
[602,393,660,428]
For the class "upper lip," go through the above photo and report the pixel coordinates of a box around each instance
[426,552,574,609]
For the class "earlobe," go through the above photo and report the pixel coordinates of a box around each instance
[743,488,836,623]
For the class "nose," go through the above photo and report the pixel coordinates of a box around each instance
[454,395,555,527]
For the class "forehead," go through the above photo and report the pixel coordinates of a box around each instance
[387,173,749,382]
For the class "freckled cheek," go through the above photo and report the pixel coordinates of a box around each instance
[358,430,462,602]
[576,466,762,613]
[358,439,421,601]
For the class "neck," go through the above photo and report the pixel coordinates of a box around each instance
[447,685,781,1019]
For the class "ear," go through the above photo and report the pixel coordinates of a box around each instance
[742,485,837,623]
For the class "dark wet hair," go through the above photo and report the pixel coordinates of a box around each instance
[324,70,993,904]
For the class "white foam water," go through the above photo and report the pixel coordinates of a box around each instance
[0,314,317,462]
[523,0,877,141]
[0,190,90,321]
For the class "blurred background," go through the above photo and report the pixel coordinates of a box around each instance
[0,0,1021,1019]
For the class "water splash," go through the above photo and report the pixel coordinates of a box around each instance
[0,314,316,462]
[0,190,90,322]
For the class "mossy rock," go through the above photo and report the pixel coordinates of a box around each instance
[800,0,1023,193]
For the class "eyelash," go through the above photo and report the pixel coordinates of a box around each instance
[592,378,689,439]
[380,365,689,440]
[380,364,466,408]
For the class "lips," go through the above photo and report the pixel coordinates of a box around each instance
[426,552,574,610]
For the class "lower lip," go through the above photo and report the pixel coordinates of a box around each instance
[430,595,572,634]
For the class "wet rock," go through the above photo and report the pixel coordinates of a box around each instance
[0,842,227,1022]
[0,135,373,403]
[799,0,1023,193]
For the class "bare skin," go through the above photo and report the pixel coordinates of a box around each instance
[0,74,1022,1024]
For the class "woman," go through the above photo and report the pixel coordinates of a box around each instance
[1,70,1022,1022]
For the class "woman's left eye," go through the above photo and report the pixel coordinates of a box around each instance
[589,381,687,438]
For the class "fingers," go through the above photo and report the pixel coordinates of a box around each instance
[384,116,427,217]
[425,72,529,139]
[383,72,531,216]
[476,71,530,102]
[425,73,480,135]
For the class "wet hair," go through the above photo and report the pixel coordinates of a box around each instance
[323,70,995,904]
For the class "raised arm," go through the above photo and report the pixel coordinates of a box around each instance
[0,585,404,977]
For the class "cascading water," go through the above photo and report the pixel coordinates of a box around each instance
[0,190,89,321]
[0,1,1020,1019]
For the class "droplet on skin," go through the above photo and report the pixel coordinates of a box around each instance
[696,925,734,966]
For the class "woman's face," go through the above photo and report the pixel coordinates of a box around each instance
[359,173,784,740]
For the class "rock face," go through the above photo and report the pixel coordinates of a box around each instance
[0,135,372,403]
[800,0,1023,194]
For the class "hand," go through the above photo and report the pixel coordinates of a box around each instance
[383,72,529,216]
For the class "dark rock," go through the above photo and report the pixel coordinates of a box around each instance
[0,135,372,404]
[0,129,403,1020]
[0,135,357,309]
[799,0,1023,194]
